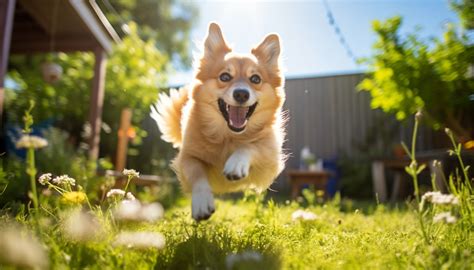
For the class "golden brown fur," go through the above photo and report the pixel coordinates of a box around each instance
[152,22,286,220]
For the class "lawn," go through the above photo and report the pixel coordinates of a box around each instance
[0,191,472,270]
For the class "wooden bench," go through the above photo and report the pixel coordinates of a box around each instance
[288,170,331,199]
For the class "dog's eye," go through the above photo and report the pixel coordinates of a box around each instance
[249,74,261,84]
[219,73,232,82]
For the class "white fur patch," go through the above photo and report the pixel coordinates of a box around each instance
[223,149,251,180]
[191,180,215,221]
[222,81,258,107]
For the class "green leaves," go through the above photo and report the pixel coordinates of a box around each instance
[359,16,473,138]
[6,22,169,158]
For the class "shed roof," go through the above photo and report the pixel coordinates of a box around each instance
[11,0,120,54]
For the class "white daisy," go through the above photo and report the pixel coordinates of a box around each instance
[291,209,318,221]
[63,210,102,242]
[52,175,76,186]
[15,135,48,149]
[422,191,459,205]
[433,212,457,224]
[0,226,49,269]
[114,200,164,222]
[106,189,126,198]
[113,231,165,249]
[38,173,52,185]
[122,169,140,178]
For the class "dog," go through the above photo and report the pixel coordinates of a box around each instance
[151,22,286,221]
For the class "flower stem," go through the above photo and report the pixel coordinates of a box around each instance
[123,176,132,193]
[412,120,420,203]
[26,148,39,209]
[409,117,429,244]
[447,133,471,188]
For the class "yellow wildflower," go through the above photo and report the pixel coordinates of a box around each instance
[61,191,87,204]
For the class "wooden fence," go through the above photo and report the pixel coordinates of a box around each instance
[279,72,446,188]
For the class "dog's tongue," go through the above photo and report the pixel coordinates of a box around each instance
[228,106,248,128]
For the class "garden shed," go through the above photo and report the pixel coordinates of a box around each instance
[0,0,120,159]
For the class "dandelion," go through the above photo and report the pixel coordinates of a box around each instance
[61,191,87,204]
[0,226,49,269]
[140,202,164,222]
[123,169,139,179]
[63,210,102,242]
[113,231,165,249]
[291,209,318,221]
[114,199,141,220]
[226,250,263,269]
[38,173,52,185]
[106,188,126,198]
[15,135,48,149]
[433,212,457,224]
[114,200,164,222]
[52,175,76,186]
[422,191,459,205]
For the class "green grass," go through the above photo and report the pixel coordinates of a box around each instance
[1,194,472,270]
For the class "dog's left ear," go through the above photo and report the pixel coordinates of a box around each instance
[252,34,281,68]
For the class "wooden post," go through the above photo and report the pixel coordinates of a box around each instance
[88,48,107,160]
[371,161,387,203]
[115,108,132,172]
[0,0,16,119]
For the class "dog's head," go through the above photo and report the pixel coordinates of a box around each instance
[193,23,284,136]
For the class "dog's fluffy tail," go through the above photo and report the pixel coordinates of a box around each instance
[150,87,189,148]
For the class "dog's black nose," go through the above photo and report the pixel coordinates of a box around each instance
[233,89,250,104]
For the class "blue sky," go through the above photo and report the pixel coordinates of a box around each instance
[168,0,459,86]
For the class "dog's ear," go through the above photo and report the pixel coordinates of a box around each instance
[203,22,231,59]
[252,34,281,68]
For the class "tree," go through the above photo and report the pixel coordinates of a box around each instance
[6,22,168,154]
[451,0,474,30]
[358,16,474,142]
[98,0,198,67]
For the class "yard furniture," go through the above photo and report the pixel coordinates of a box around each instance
[288,170,331,199]
[371,149,474,202]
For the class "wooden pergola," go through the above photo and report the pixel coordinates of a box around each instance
[0,0,120,159]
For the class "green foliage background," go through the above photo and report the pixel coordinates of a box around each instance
[6,23,168,161]
[358,16,474,140]
[97,0,198,67]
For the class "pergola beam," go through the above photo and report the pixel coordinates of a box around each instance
[10,38,99,54]
[88,48,107,160]
[0,0,16,118]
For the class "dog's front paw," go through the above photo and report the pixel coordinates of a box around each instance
[223,150,250,181]
[192,181,215,221]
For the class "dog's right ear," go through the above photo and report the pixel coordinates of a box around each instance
[203,22,231,59]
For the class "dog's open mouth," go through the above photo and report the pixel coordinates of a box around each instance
[218,99,257,132]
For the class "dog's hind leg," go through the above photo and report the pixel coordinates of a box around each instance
[180,156,215,221]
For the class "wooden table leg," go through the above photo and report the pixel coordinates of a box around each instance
[372,161,387,203]
[291,182,299,199]
[390,172,402,202]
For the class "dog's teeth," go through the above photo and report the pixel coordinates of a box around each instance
[226,104,230,111]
